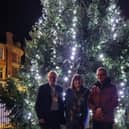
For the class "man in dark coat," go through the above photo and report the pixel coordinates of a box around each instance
[88,67,118,129]
[35,71,65,129]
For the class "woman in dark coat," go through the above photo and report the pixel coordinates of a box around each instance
[65,74,89,129]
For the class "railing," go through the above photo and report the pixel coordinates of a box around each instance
[0,103,11,129]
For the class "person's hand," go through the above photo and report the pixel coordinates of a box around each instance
[39,118,46,124]
[94,107,104,120]
[92,86,100,94]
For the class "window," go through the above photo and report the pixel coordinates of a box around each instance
[0,48,3,59]
[0,68,3,79]
[12,53,18,63]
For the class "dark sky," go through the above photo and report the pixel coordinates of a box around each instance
[0,0,128,45]
[119,0,129,19]
[0,0,42,44]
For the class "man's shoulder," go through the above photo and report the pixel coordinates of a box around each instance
[66,87,72,92]
[66,88,74,95]
[39,83,49,89]
[81,87,89,95]
[83,86,89,90]
[56,84,63,91]
[110,83,117,90]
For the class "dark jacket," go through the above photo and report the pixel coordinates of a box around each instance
[65,86,89,123]
[35,83,65,124]
[88,78,118,122]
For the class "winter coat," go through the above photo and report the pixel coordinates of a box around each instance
[65,86,89,129]
[35,83,65,124]
[88,78,118,123]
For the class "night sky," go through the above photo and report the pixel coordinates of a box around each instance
[0,0,42,44]
[0,0,129,45]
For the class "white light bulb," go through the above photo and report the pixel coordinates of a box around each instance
[70,55,75,60]
[64,77,68,82]
[68,70,72,74]
[120,82,125,87]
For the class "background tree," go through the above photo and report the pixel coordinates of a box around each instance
[1,0,129,129]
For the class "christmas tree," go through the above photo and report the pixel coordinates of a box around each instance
[1,0,129,128]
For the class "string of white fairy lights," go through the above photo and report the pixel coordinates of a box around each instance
[62,0,78,83]
[97,1,127,125]
[29,0,128,126]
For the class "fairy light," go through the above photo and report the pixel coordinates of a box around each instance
[68,70,72,74]
[62,1,78,82]
[98,53,105,61]
[119,90,124,96]
[94,2,128,126]
[113,33,117,40]
[64,76,69,82]
[120,82,125,87]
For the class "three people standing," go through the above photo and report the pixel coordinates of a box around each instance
[35,67,118,129]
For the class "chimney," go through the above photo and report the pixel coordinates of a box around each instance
[6,32,14,44]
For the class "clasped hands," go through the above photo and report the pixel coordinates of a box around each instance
[94,107,104,120]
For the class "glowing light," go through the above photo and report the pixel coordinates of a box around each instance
[27,113,32,120]
[115,118,118,123]
[72,46,76,52]
[119,90,124,96]
[72,23,76,27]
[118,98,121,102]
[70,65,73,69]
[123,78,127,82]
[97,45,101,49]
[68,70,72,74]
[38,18,43,24]
[111,26,115,32]
[30,68,34,72]
[111,18,115,23]
[120,82,125,87]
[56,66,60,69]
[115,19,119,23]
[62,92,66,97]
[35,74,41,80]
[64,77,69,82]
[72,34,76,39]
[98,53,105,61]
[72,31,76,36]
[70,55,75,60]
[36,54,40,59]
[71,51,76,56]
[113,33,117,40]
[53,40,57,44]
[120,66,124,70]
[73,16,77,22]
[73,10,77,15]
[53,55,56,58]
[89,110,93,116]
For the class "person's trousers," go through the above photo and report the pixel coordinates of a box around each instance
[92,120,113,129]
[40,111,61,129]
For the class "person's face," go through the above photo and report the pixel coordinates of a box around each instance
[96,70,107,83]
[73,79,81,90]
[48,72,57,86]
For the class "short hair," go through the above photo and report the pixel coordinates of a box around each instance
[70,74,83,89]
[47,71,57,78]
[96,67,107,75]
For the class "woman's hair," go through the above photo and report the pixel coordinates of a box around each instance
[70,74,83,89]
[96,67,107,75]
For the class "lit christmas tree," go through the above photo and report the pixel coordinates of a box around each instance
[1,0,129,129]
